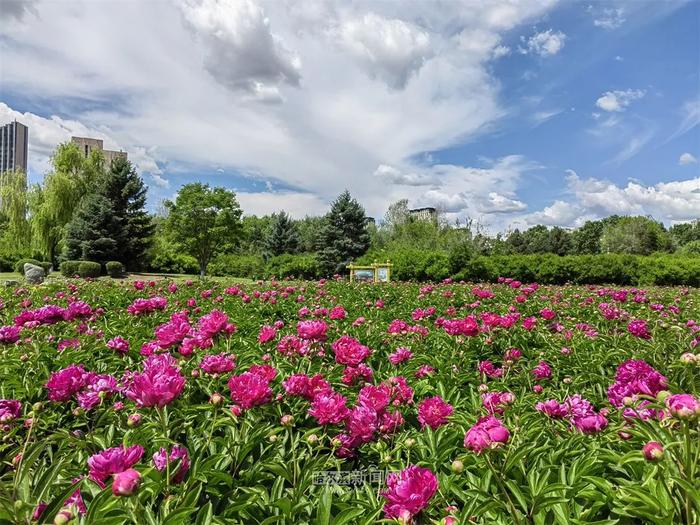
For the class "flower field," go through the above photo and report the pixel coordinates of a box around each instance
[0,277,699,525]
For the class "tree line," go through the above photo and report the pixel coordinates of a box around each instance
[1,141,698,280]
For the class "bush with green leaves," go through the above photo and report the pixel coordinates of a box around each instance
[264,253,320,279]
[59,260,82,278]
[77,261,102,278]
[209,254,266,279]
[105,261,126,278]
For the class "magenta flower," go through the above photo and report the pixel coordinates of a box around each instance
[531,361,552,381]
[308,391,350,425]
[258,325,277,343]
[536,399,569,418]
[381,465,438,519]
[607,359,668,408]
[482,392,515,415]
[0,325,21,344]
[464,416,510,453]
[345,404,379,444]
[329,305,347,320]
[198,309,236,338]
[627,319,652,339]
[296,319,328,341]
[124,354,186,408]
[331,335,371,366]
[127,297,167,315]
[478,360,503,379]
[573,413,608,434]
[200,353,236,375]
[414,365,435,378]
[107,336,130,354]
[77,374,118,411]
[228,372,272,409]
[442,316,479,336]
[643,441,664,461]
[112,468,141,496]
[46,364,88,402]
[417,396,453,430]
[152,445,190,483]
[154,312,191,348]
[389,347,413,365]
[88,445,144,486]
[358,384,391,412]
[0,399,21,422]
[666,394,699,419]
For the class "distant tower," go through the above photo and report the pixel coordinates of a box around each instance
[0,120,29,173]
[71,136,127,165]
[408,207,437,223]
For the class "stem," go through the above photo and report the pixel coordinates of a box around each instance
[485,454,522,525]
[158,406,171,494]
[13,412,37,503]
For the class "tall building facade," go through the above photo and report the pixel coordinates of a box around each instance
[409,207,437,222]
[71,136,127,165]
[0,121,29,173]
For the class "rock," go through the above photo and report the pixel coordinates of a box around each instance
[24,263,45,285]
[4,280,19,287]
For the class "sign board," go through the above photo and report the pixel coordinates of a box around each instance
[348,262,393,283]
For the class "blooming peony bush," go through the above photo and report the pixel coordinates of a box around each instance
[0,277,698,524]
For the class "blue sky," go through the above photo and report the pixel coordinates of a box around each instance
[1,0,698,231]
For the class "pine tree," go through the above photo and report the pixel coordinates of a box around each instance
[100,157,154,269]
[63,194,120,264]
[317,190,370,275]
[264,211,300,258]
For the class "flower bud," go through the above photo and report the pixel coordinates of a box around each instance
[112,468,141,496]
[656,390,670,403]
[533,385,543,394]
[268,434,278,443]
[230,405,242,417]
[451,460,464,473]
[32,402,43,413]
[478,384,489,393]
[404,438,416,448]
[53,508,74,525]
[127,413,142,427]
[680,352,696,364]
[209,393,224,406]
[642,441,664,461]
[307,433,319,445]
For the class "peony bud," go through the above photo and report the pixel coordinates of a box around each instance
[533,385,543,394]
[112,468,141,496]
[127,413,142,427]
[307,433,319,445]
[656,390,670,403]
[209,393,224,406]
[451,460,464,474]
[642,441,664,461]
[404,438,416,448]
[280,415,294,427]
[53,508,74,525]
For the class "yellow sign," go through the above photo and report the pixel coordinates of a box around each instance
[348,262,393,283]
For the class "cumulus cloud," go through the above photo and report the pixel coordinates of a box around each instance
[520,29,566,57]
[479,192,527,214]
[180,0,301,97]
[236,191,328,218]
[373,164,435,186]
[334,12,432,89]
[0,0,37,21]
[595,89,645,112]
[522,171,700,227]
[679,152,698,165]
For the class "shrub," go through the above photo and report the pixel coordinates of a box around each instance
[148,252,199,275]
[77,261,102,278]
[14,258,43,275]
[265,254,320,280]
[209,254,266,279]
[0,256,14,272]
[105,261,126,278]
[60,260,82,277]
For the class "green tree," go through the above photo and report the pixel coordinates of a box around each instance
[240,215,274,254]
[296,216,325,253]
[264,211,300,258]
[549,226,573,256]
[317,190,370,275]
[63,194,120,264]
[0,169,30,256]
[100,157,154,269]
[600,216,671,255]
[669,220,700,249]
[164,183,243,277]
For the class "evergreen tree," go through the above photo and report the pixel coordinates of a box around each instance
[317,190,370,275]
[63,194,120,264]
[263,211,300,258]
[100,157,154,269]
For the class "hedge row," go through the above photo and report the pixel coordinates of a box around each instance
[358,250,700,286]
[207,254,322,280]
[59,261,125,278]
[13,259,53,275]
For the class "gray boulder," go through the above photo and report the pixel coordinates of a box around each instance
[4,280,19,287]
[24,263,45,285]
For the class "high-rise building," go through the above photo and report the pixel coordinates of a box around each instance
[71,136,127,165]
[0,120,29,173]
[409,207,437,222]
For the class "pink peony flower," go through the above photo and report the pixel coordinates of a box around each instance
[0,325,21,344]
[414,365,435,378]
[154,312,191,348]
[666,394,699,419]
[332,335,371,366]
[389,347,413,365]
[342,364,374,385]
[152,445,190,483]
[643,441,664,461]
[107,336,129,354]
[88,445,144,486]
[46,364,88,402]
[607,360,668,408]
[464,416,510,453]
[199,353,235,375]
[417,396,453,429]
[112,468,141,496]
[627,319,652,340]
[308,391,349,425]
[228,372,272,410]
[482,392,515,415]
[258,325,277,343]
[531,361,552,381]
[198,310,236,338]
[296,320,328,341]
[0,399,21,422]
[381,465,438,519]
[124,354,186,408]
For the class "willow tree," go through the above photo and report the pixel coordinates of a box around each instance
[0,169,30,255]
[29,142,104,263]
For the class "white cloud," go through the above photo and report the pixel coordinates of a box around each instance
[593,8,626,30]
[666,99,700,143]
[522,171,700,227]
[180,0,301,97]
[595,89,645,112]
[334,12,432,89]
[236,191,328,218]
[480,192,527,213]
[0,0,37,21]
[373,164,435,186]
[520,29,566,57]
[679,152,698,165]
